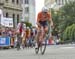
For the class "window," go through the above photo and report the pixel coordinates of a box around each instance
[25,0,29,4]
[12,14,15,27]
[13,14,15,19]
[16,0,19,4]
[12,0,15,3]
[17,14,19,23]
[0,15,1,24]
[6,12,9,17]
[6,0,8,2]
[56,0,58,3]
[25,7,29,13]
[60,0,63,5]
[56,0,62,5]
[63,0,66,5]
[58,0,61,5]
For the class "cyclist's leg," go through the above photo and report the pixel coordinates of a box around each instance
[35,21,45,48]
[19,33,22,47]
[39,21,48,41]
[22,36,25,48]
[35,30,40,49]
[44,26,48,33]
[17,34,21,50]
[39,27,44,42]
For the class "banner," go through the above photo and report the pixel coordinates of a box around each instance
[0,36,10,47]
[1,17,13,27]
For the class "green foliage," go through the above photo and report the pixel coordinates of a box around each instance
[51,1,75,42]
[52,1,75,31]
[58,1,75,31]
[63,24,75,42]
[24,22,32,27]
[51,9,60,29]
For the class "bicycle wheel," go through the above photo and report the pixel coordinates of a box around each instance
[16,42,20,50]
[40,38,47,55]
[40,21,51,55]
[16,35,21,51]
[35,31,47,54]
[22,44,25,49]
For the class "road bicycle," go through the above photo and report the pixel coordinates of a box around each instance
[35,21,50,55]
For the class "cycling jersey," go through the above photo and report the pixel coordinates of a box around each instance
[37,12,51,22]
[17,23,26,34]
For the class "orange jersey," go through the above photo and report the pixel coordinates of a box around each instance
[37,12,51,22]
[26,29,31,38]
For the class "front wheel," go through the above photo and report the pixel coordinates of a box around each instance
[16,42,20,50]
[40,40,46,55]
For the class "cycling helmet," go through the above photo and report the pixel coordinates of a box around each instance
[26,27,30,29]
[42,7,48,12]
[23,24,26,29]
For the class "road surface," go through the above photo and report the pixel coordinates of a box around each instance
[0,44,75,59]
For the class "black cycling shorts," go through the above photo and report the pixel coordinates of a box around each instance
[39,21,48,28]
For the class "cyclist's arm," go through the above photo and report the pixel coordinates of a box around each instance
[50,19,53,27]
[37,13,41,27]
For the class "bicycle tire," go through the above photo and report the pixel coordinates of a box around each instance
[40,21,51,55]
[40,37,47,55]
[16,34,21,50]
[16,42,20,50]
[35,21,50,55]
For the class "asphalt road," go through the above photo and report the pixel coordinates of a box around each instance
[0,44,75,59]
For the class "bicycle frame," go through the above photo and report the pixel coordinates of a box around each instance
[35,21,51,55]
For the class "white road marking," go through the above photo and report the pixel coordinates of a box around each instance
[59,47,75,49]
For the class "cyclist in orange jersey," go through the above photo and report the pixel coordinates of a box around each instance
[35,7,53,49]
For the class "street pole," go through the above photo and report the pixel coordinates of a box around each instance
[22,0,25,22]
[48,3,52,37]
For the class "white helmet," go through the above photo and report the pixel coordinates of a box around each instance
[23,24,26,29]
[26,27,29,29]
[42,7,48,12]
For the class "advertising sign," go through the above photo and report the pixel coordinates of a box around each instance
[0,36,10,47]
[1,17,13,27]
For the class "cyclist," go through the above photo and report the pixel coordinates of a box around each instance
[35,7,53,48]
[16,20,26,49]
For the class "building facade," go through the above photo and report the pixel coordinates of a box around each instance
[45,0,74,10]
[0,0,36,27]
[0,0,22,27]
[22,0,36,26]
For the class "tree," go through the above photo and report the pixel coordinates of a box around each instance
[51,1,75,42]
[24,22,32,27]
[58,1,75,31]
[51,9,60,30]
[63,24,75,42]
[52,1,75,31]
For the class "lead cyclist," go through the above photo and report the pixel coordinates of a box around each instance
[35,6,54,49]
